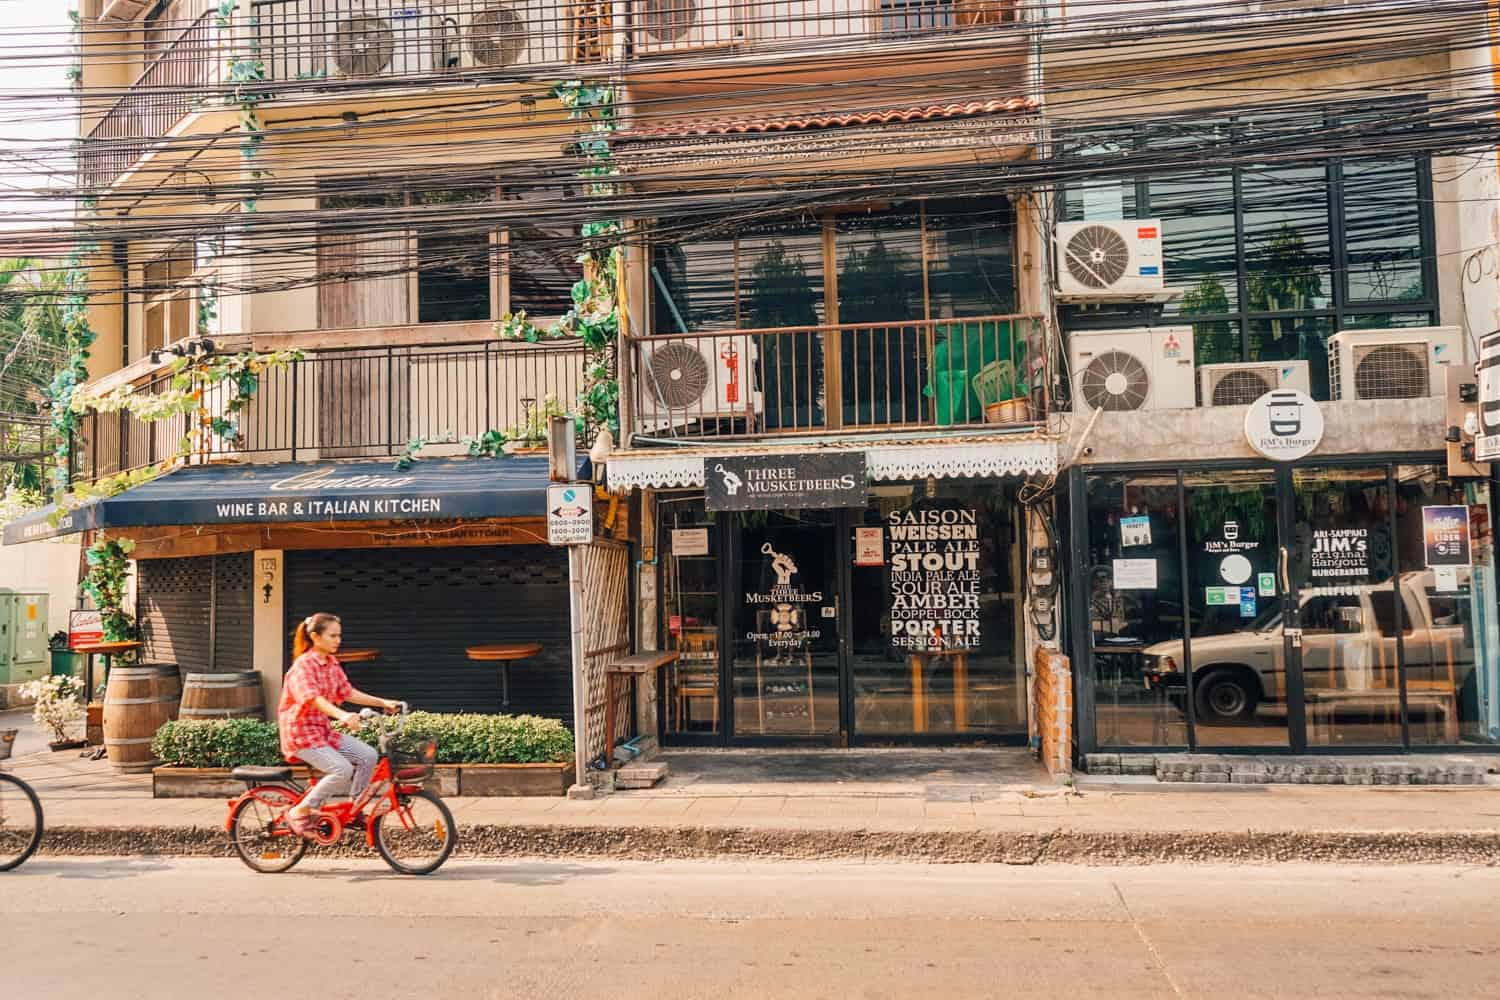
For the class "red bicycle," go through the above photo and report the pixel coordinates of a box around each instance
[224,705,456,875]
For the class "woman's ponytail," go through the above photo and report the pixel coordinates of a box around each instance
[292,612,339,658]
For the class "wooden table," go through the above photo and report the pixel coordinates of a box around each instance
[465,642,544,708]
[603,651,679,768]
[908,648,969,734]
[336,648,380,664]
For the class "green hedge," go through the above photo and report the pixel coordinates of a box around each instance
[153,712,574,768]
[339,711,574,765]
[152,719,282,769]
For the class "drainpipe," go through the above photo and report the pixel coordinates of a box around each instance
[113,238,129,369]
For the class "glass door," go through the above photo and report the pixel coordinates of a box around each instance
[1182,469,1299,749]
[729,510,842,741]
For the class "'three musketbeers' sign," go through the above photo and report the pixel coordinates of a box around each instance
[705,452,868,511]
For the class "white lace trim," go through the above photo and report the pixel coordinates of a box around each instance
[865,441,1058,480]
[606,454,706,490]
[606,440,1057,491]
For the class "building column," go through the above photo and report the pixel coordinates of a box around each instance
[252,549,284,716]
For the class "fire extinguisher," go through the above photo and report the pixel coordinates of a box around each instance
[720,343,740,404]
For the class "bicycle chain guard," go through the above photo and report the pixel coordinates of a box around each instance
[310,814,344,846]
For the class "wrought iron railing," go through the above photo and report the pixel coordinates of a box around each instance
[628,314,1042,440]
[79,10,220,190]
[71,338,591,484]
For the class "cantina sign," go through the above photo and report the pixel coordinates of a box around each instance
[704,452,867,511]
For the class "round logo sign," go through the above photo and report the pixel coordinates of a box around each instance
[1244,388,1324,462]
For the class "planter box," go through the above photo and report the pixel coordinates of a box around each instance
[152,764,462,799]
[459,762,570,797]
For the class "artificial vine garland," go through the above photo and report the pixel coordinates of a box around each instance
[83,534,138,644]
[494,81,621,436]
[215,0,269,214]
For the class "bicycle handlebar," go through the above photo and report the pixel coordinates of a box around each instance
[357,702,410,749]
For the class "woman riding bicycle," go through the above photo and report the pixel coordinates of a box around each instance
[277,613,400,838]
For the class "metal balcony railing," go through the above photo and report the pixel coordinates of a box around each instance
[79,10,220,190]
[71,338,591,484]
[629,314,1042,441]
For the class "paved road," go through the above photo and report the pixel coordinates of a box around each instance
[1,857,1496,998]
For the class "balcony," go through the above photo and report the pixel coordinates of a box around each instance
[80,9,221,191]
[627,314,1042,441]
[71,338,591,484]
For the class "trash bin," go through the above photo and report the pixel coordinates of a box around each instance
[51,649,83,678]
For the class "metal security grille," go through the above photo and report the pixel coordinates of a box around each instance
[284,546,573,721]
[1353,343,1429,399]
[213,554,254,673]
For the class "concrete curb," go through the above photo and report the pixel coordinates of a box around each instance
[36,824,1500,865]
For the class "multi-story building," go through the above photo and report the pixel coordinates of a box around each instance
[8,0,1498,773]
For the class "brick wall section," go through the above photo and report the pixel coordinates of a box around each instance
[1032,648,1072,778]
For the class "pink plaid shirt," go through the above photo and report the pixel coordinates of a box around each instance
[278,651,352,760]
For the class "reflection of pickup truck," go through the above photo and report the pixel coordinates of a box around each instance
[1144,571,1475,724]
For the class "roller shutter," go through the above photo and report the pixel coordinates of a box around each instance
[283,546,573,724]
[137,553,253,673]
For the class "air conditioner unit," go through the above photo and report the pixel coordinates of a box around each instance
[630,0,743,56]
[452,2,562,69]
[327,5,440,78]
[1328,327,1465,402]
[1055,219,1165,298]
[1068,326,1195,412]
[637,336,763,430]
[1198,360,1311,407]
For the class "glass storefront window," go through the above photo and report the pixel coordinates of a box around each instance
[1084,474,1188,748]
[1292,467,1401,747]
[849,481,1024,738]
[1396,468,1499,746]
[1248,316,1333,401]
[660,500,722,737]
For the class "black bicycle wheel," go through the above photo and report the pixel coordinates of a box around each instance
[229,787,307,874]
[0,772,44,872]
[373,789,456,875]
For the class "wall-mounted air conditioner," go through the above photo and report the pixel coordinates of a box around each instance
[1198,360,1311,407]
[1055,219,1165,298]
[1328,327,1464,401]
[1068,326,1195,412]
[630,0,743,56]
[327,5,440,78]
[637,336,763,430]
[453,2,562,69]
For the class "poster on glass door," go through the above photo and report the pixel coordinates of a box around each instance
[886,504,982,651]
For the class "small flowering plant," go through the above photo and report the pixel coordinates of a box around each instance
[19,674,85,744]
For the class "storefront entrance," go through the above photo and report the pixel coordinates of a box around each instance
[660,481,1028,747]
[1078,461,1497,753]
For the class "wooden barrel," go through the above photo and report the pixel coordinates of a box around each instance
[103,664,181,773]
[180,672,264,721]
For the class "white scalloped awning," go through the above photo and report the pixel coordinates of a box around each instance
[606,439,1057,492]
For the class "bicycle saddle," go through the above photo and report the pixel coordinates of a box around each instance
[231,766,293,782]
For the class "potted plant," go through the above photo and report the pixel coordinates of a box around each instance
[48,630,81,679]
[503,395,566,455]
[19,675,87,751]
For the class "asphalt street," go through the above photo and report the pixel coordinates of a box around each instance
[2,858,1496,998]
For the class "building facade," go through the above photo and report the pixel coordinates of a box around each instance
[18,0,1500,769]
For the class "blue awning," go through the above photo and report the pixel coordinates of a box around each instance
[3,456,588,545]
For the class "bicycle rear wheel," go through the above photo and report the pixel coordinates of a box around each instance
[0,772,43,872]
[373,789,456,875]
[229,786,307,874]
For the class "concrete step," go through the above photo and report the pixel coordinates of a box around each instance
[616,761,669,789]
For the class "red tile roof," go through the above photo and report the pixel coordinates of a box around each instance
[618,97,1038,141]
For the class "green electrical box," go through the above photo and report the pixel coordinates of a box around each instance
[0,590,49,686]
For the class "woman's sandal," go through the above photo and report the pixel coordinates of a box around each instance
[284,812,319,838]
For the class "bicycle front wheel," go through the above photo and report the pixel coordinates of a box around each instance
[373,789,456,875]
[0,772,44,872]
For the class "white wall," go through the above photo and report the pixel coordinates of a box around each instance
[0,536,82,638]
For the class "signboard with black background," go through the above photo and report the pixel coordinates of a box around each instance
[704,452,868,511]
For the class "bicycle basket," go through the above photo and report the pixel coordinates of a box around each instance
[392,740,437,783]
